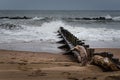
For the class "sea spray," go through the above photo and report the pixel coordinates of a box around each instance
[0,20,120,43]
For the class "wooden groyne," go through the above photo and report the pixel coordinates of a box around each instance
[57,27,120,71]
[57,27,95,65]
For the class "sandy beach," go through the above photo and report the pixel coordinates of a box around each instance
[0,2,120,80]
[0,48,120,80]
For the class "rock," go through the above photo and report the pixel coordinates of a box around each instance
[71,45,88,66]
[75,18,81,20]
[82,17,92,20]
[0,16,31,19]
[92,17,106,20]
[9,16,31,19]
[91,55,120,71]
[0,17,9,19]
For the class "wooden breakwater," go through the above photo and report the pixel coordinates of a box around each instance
[57,27,94,64]
[57,27,120,71]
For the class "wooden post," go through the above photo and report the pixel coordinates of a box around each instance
[87,48,94,61]
[78,42,85,45]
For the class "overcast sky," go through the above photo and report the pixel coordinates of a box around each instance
[0,0,120,10]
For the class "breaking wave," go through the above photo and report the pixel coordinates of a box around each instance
[0,20,120,43]
[32,16,44,20]
[104,15,120,21]
[32,17,53,22]
[112,16,120,21]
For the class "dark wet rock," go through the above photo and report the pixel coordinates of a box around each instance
[0,23,23,30]
[9,16,31,19]
[62,17,113,21]
[0,17,9,19]
[82,17,92,20]
[92,17,106,20]
[75,18,81,20]
[92,17,112,20]
[0,16,31,19]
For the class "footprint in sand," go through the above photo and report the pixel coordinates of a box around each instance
[82,77,97,80]
[62,72,71,76]
[67,77,79,80]
[28,70,47,77]
[105,75,120,80]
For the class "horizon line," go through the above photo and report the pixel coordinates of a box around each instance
[0,9,120,11]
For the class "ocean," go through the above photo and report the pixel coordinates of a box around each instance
[0,10,120,52]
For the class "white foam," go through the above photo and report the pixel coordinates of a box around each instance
[67,27,120,41]
[113,16,120,21]
[104,14,120,21]
[0,20,120,43]
[105,14,112,19]
[0,21,65,43]
[32,16,44,20]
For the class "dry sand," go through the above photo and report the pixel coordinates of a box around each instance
[0,48,120,80]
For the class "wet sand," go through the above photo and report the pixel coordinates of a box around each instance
[0,41,64,53]
[0,48,120,80]
[1,41,120,54]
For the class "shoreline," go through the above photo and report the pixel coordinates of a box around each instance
[0,41,64,53]
[0,41,120,53]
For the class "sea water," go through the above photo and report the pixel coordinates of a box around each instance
[0,10,120,52]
